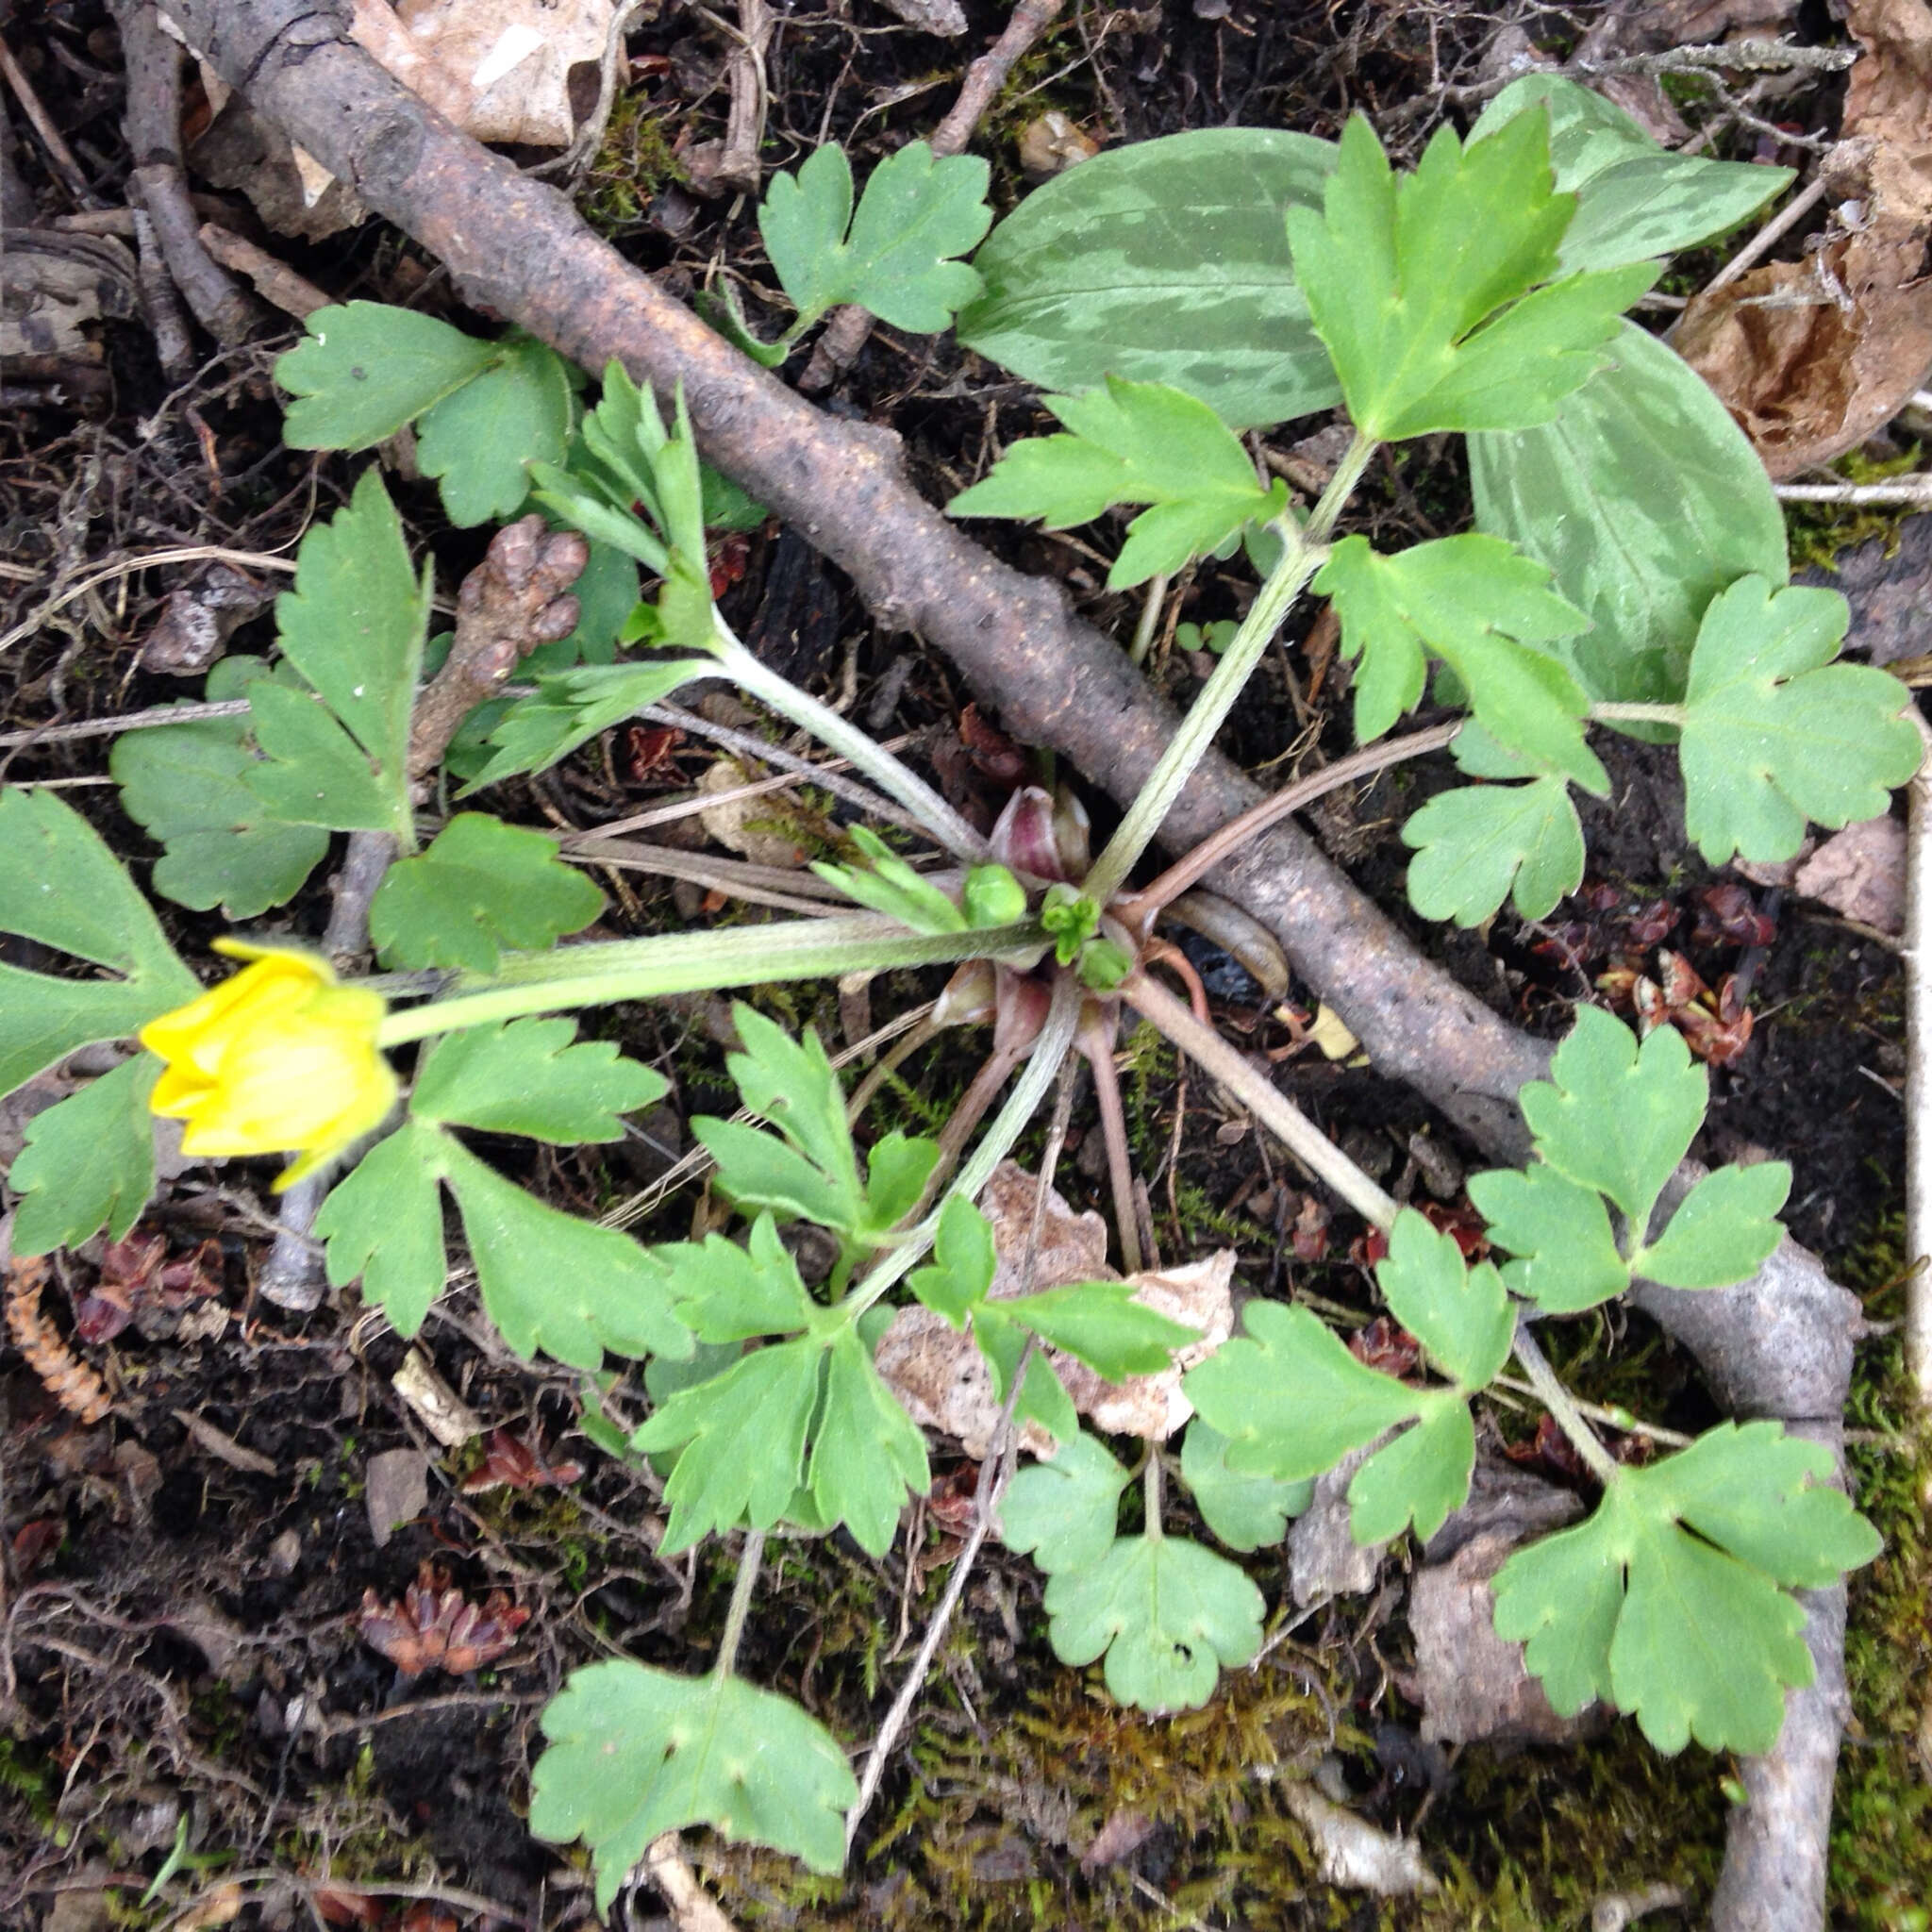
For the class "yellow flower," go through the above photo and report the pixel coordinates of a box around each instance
[141,941,397,1188]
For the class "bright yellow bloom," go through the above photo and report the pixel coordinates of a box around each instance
[141,941,397,1188]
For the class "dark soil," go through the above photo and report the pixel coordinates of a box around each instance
[3,4,1928,1931]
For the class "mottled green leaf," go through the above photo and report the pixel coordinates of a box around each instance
[1473,76,1792,275]
[958,128,1340,431]
[1469,323,1789,706]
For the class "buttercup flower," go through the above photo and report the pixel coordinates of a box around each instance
[141,941,397,1187]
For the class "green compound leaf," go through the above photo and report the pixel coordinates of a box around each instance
[1001,1279,1200,1382]
[720,1005,865,1227]
[1315,534,1605,790]
[634,1324,924,1557]
[1179,1420,1311,1554]
[1491,1421,1881,1754]
[409,1017,666,1143]
[948,376,1285,590]
[1346,1400,1476,1545]
[369,812,604,972]
[439,1135,689,1367]
[8,1056,160,1256]
[1041,1534,1264,1713]
[314,1120,450,1337]
[1467,1161,1629,1314]
[530,1658,858,1908]
[1402,775,1585,927]
[1677,576,1924,867]
[1374,1208,1513,1390]
[1182,1301,1425,1481]
[634,1341,821,1547]
[111,658,330,919]
[317,1122,691,1363]
[0,788,199,1093]
[813,1325,931,1556]
[812,825,966,934]
[694,1118,860,1235]
[464,658,708,791]
[416,336,577,526]
[242,680,401,832]
[968,1304,1081,1447]
[1286,111,1655,441]
[1632,1161,1792,1290]
[958,127,1339,431]
[267,468,425,810]
[999,1430,1130,1572]
[650,1215,818,1342]
[760,140,991,333]
[1470,323,1789,708]
[1474,76,1792,275]
[908,1193,997,1325]
[1520,1005,1706,1235]
[277,302,499,451]
[860,1130,940,1234]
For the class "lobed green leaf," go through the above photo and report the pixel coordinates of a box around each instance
[8,1056,161,1256]
[530,1659,858,1907]
[370,812,605,972]
[1677,576,1923,866]
[409,1016,666,1143]
[277,303,498,451]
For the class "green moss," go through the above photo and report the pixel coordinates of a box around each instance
[582,93,688,232]
[1828,1214,1932,1929]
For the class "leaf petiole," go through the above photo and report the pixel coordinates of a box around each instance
[711,1529,766,1681]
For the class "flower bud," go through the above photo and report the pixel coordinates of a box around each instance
[961,863,1027,928]
[141,941,397,1188]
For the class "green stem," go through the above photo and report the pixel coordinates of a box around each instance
[710,1528,765,1681]
[1082,438,1373,908]
[1143,1447,1164,1543]
[375,915,1041,1046]
[1508,1318,1622,1487]
[1591,701,1687,728]
[845,976,1083,1319]
[712,632,990,863]
[1127,572,1169,668]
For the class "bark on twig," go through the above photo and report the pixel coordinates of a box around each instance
[407,513,587,777]
[145,8,1870,1919]
[114,0,257,342]
[800,0,1066,393]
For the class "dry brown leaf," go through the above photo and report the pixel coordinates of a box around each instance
[1792,812,1907,930]
[874,1161,1236,1456]
[697,758,814,868]
[1408,1529,1605,1747]
[364,0,629,150]
[1676,0,1932,476]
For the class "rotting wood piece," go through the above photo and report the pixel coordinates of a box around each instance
[146,7,1863,1923]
